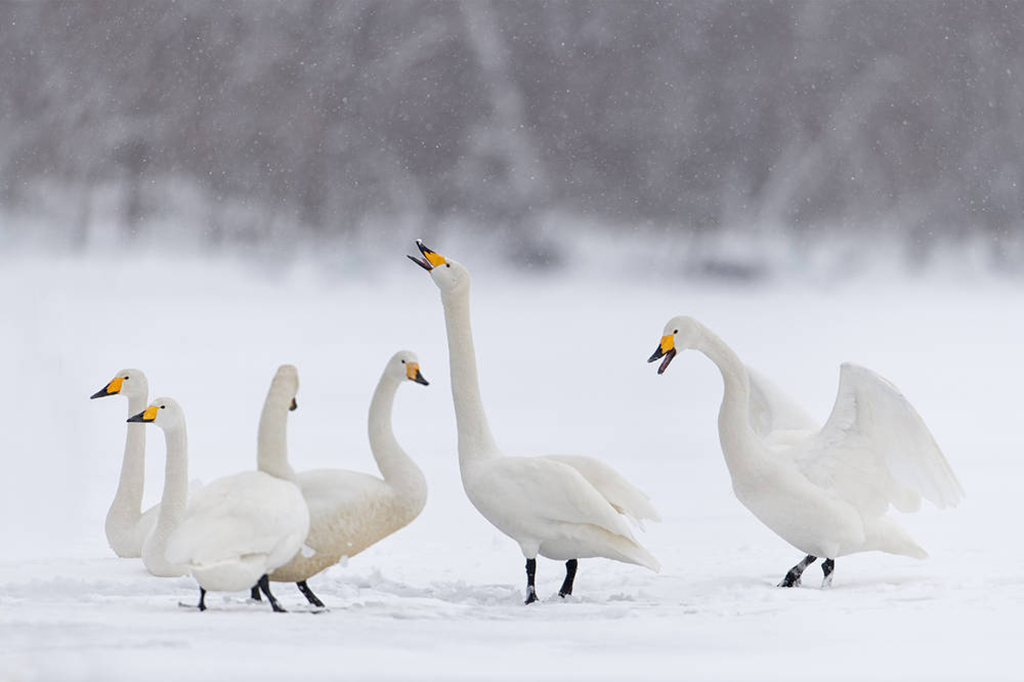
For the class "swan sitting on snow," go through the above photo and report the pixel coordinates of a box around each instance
[409,241,660,603]
[648,315,964,587]
[129,397,309,612]
[90,369,159,558]
[266,353,430,607]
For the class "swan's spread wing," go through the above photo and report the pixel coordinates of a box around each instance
[476,457,636,540]
[795,363,964,516]
[166,472,308,566]
[747,365,820,437]
[541,455,661,528]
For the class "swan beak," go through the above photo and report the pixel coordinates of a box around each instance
[406,362,429,386]
[289,397,298,411]
[91,376,124,399]
[407,239,446,271]
[127,406,158,423]
[647,335,677,374]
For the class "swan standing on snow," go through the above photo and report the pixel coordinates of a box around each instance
[648,316,964,587]
[267,353,430,607]
[91,369,158,558]
[129,397,309,612]
[410,241,660,603]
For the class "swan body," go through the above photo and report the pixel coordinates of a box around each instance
[269,353,429,587]
[649,316,964,585]
[129,395,309,611]
[410,241,659,602]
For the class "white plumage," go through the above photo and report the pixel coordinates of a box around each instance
[268,353,429,601]
[410,240,659,603]
[165,471,310,593]
[650,315,964,587]
[129,395,309,611]
[90,369,201,573]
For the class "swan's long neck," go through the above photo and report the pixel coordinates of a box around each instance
[106,395,148,540]
[693,323,763,477]
[368,374,427,507]
[257,388,297,483]
[145,423,189,571]
[440,288,500,463]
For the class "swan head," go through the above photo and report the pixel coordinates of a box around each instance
[90,368,148,401]
[269,364,300,411]
[127,396,184,430]
[647,316,700,374]
[388,350,430,386]
[407,240,470,295]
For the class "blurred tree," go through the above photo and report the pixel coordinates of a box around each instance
[1,0,1023,265]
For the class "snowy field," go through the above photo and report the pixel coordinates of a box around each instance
[0,252,1021,681]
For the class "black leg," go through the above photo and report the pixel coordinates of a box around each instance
[821,558,836,588]
[778,554,817,587]
[197,588,207,612]
[559,559,578,598]
[296,580,325,608]
[250,586,262,601]
[258,574,287,613]
[525,558,538,604]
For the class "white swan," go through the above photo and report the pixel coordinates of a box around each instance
[648,315,965,587]
[129,397,309,612]
[410,241,660,603]
[91,369,158,558]
[266,353,430,607]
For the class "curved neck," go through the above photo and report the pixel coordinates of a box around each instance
[440,288,500,463]
[109,394,148,519]
[257,388,297,482]
[692,322,762,476]
[368,373,426,500]
[147,422,189,566]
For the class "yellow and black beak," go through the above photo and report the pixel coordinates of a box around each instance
[91,377,124,400]
[407,239,446,272]
[647,334,678,375]
[289,397,298,412]
[406,362,429,386]
[127,405,159,423]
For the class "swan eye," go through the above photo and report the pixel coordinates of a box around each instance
[159,405,165,409]
[401,360,406,364]
[673,329,678,334]
[445,263,450,268]
[123,376,130,380]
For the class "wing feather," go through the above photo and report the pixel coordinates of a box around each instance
[541,455,661,528]
[794,363,964,517]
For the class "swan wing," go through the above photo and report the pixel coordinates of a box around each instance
[298,469,389,509]
[475,457,637,541]
[166,472,309,566]
[541,455,661,527]
[795,363,964,516]
[747,365,820,437]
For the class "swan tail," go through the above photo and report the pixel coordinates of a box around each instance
[862,516,928,560]
[613,536,661,573]
[592,525,661,572]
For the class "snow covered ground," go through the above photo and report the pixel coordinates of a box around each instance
[0,252,1021,681]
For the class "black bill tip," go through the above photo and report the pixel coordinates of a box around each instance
[90,387,112,400]
[126,411,149,423]
[413,370,430,386]
[289,397,298,412]
[647,345,665,364]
